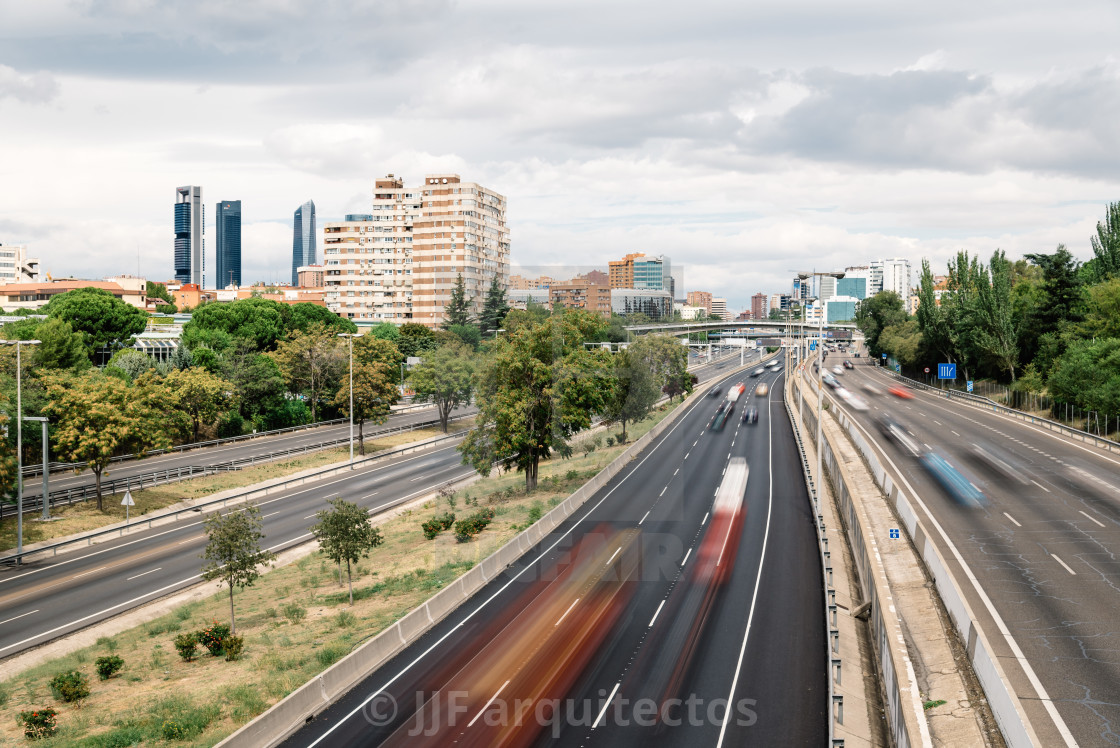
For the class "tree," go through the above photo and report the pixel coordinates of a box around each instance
[353,335,403,370]
[165,367,237,441]
[396,323,439,359]
[310,498,383,605]
[287,303,358,335]
[1025,245,1084,340]
[602,348,658,443]
[409,345,474,432]
[105,348,153,379]
[942,251,984,380]
[878,320,923,367]
[183,298,289,354]
[31,318,89,372]
[971,250,1020,381]
[271,323,344,422]
[44,287,148,362]
[1079,278,1120,340]
[855,291,907,360]
[1048,338,1120,417]
[459,309,614,491]
[477,276,510,338]
[1085,201,1120,283]
[200,504,275,634]
[147,281,173,304]
[368,322,401,343]
[332,361,400,454]
[447,324,482,350]
[0,393,17,503]
[443,273,473,328]
[43,372,181,509]
[503,303,552,335]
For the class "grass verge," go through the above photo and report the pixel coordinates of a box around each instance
[0,406,678,746]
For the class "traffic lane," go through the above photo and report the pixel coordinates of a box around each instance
[23,405,473,499]
[822,375,1099,746]
[280,366,755,747]
[0,446,471,657]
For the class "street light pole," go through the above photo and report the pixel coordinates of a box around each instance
[337,333,358,464]
[2,339,41,562]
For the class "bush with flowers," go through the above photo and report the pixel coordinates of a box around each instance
[18,708,58,739]
[197,621,230,657]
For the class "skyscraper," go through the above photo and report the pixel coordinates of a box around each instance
[174,186,203,285]
[292,200,316,286]
[215,200,242,288]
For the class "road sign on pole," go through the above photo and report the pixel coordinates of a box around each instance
[924,367,930,373]
[937,363,957,380]
[966,380,974,393]
[121,489,135,524]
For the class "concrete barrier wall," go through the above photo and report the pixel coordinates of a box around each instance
[217,366,746,748]
[828,405,1041,748]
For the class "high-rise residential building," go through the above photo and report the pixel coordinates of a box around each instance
[710,297,729,321]
[750,292,768,320]
[215,200,242,288]
[174,186,203,285]
[551,279,611,317]
[791,275,811,303]
[770,293,791,314]
[871,258,912,306]
[609,253,670,292]
[292,200,316,285]
[687,291,712,315]
[297,265,324,288]
[608,253,643,288]
[323,174,509,327]
[0,244,40,285]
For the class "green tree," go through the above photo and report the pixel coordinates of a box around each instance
[353,335,403,370]
[105,348,153,380]
[310,498,383,605]
[44,287,148,362]
[368,322,401,343]
[1024,245,1084,341]
[287,303,358,335]
[602,347,657,443]
[165,367,237,441]
[0,394,17,503]
[1079,278,1120,340]
[443,273,473,328]
[147,281,173,304]
[942,251,983,380]
[222,350,286,428]
[31,318,89,372]
[1048,338,1120,417]
[1085,201,1120,283]
[200,504,275,634]
[878,320,923,367]
[855,291,907,360]
[183,298,289,354]
[43,372,181,509]
[971,250,1021,381]
[271,324,344,422]
[332,361,400,454]
[477,276,510,337]
[459,309,614,491]
[396,323,438,359]
[409,345,474,432]
[447,324,482,350]
[503,303,552,335]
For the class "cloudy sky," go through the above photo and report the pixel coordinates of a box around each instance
[1,0,1118,311]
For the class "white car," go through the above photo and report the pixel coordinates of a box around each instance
[832,366,844,375]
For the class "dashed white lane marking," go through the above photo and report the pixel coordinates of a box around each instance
[178,536,202,545]
[72,566,106,579]
[554,599,579,627]
[639,511,650,526]
[693,440,698,447]
[0,610,38,626]
[593,683,621,729]
[649,599,666,627]
[606,547,622,565]
[923,443,932,450]
[702,512,710,526]
[933,420,942,426]
[126,567,162,581]
[681,547,693,566]
[1052,554,1077,576]
[1079,511,1106,528]
[951,430,960,436]
[1003,512,1021,527]
[262,512,280,519]
[1031,480,1051,493]
[674,468,679,476]
[468,680,511,727]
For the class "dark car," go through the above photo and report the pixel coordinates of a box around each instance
[843,360,854,369]
[742,406,759,424]
[708,386,722,397]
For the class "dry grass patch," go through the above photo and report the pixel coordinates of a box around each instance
[0,408,672,746]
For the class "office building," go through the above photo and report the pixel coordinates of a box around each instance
[750,292,768,321]
[770,293,791,314]
[817,274,838,301]
[323,174,509,327]
[609,253,670,293]
[611,288,672,319]
[876,258,912,305]
[292,200,316,286]
[791,275,810,303]
[825,296,859,323]
[174,186,203,285]
[837,276,867,300]
[710,297,730,321]
[0,244,40,285]
[215,200,242,288]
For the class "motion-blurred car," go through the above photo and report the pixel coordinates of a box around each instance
[835,388,869,411]
[843,360,854,369]
[876,414,920,455]
[822,373,841,389]
[919,451,988,507]
[742,406,759,424]
[708,386,722,397]
[755,383,769,396]
[862,382,880,396]
[965,443,1031,486]
[751,368,765,377]
[888,385,914,399]
[832,366,844,375]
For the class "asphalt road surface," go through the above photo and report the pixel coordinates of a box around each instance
[283,361,826,747]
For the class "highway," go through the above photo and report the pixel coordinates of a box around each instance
[813,351,1120,747]
[0,354,758,662]
[282,360,826,747]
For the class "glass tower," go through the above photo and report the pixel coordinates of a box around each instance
[216,200,242,288]
[174,186,203,285]
[292,199,316,285]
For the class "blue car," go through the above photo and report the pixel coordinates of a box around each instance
[919,452,988,507]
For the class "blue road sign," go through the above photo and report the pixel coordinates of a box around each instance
[881,353,887,359]
[895,364,901,372]
[809,341,816,351]
[966,380,974,393]
[889,528,900,539]
[938,363,957,380]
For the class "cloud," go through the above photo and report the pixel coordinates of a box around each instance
[0,64,59,103]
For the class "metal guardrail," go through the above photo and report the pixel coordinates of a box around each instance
[782,353,839,747]
[0,428,471,566]
[880,368,1120,455]
[3,412,471,520]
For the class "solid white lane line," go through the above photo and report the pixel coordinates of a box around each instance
[702,512,710,526]
[649,599,666,627]
[73,566,106,579]
[1079,511,1106,528]
[1052,554,1077,576]
[1003,512,1021,527]
[607,547,621,566]
[0,610,38,626]
[468,680,510,727]
[1031,480,1050,493]
[638,511,650,526]
[554,599,579,627]
[681,548,693,566]
[126,568,161,581]
[593,683,621,729]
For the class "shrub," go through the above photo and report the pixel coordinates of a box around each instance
[453,507,496,542]
[527,502,544,524]
[96,635,119,653]
[49,670,90,703]
[605,436,614,447]
[223,635,244,662]
[316,642,349,668]
[95,655,125,680]
[336,610,357,628]
[198,621,230,657]
[174,633,198,662]
[438,512,455,530]
[18,708,58,740]
[421,518,443,540]
[282,602,307,624]
[162,719,187,740]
